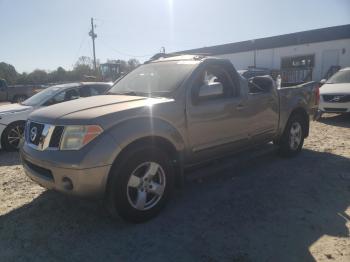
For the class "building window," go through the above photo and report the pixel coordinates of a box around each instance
[281,55,315,69]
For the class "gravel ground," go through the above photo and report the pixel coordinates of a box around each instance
[0,114,349,262]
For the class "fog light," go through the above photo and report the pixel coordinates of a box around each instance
[62,177,73,190]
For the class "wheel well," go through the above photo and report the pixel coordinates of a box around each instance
[107,136,183,193]
[289,107,309,137]
[1,120,26,147]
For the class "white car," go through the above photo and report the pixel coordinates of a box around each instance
[318,67,350,117]
[0,82,112,151]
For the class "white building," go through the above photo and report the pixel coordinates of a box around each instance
[179,24,350,82]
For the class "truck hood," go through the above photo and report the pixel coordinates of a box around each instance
[320,83,350,94]
[0,103,33,115]
[29,95,173,124]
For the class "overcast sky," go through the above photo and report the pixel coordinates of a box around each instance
[0,0,349,73]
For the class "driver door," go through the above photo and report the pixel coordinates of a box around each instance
[186,63,250,163]
[246,77,279,144]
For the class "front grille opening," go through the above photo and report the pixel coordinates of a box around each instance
[24,160,54,181]
[49,126,64,148]
[323,95,350,103]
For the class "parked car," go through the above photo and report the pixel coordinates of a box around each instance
[317,67,350,117]
[0,82,112,151]
[0,79,39,103]
[21,55,319,222]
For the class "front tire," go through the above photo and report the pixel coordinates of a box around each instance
[278,114,305,157]
[106,146,175,223]
[1,121,25,151]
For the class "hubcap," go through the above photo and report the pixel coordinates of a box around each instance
[126,162,166,211]
[289,122,302,150]
[7,125,24,149]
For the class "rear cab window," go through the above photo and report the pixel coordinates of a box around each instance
[248,77,274,94]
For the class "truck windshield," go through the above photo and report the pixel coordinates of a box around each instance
[108,61,198,97]
[21,86,62,106]
[326,69,350,84]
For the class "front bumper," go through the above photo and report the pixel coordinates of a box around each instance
[21,149,111,198]
[319,100,350,113]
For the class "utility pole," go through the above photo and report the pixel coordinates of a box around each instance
[252,39,256,68]
[89,17,97,73]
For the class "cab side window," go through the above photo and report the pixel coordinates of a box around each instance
[43,88,80,106]
[89,85,110,95]
[79,86,91,97]
[192,65,236,103]
[78,85,110,97]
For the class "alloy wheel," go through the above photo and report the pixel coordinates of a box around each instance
[7,124,24,149]
[126,162,166,211]
[289,122,302,150]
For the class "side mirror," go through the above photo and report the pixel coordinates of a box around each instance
[198,82,223,98]
[320,79,327,85]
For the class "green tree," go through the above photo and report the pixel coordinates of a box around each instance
[0,62,18,84]
[16,72,28,85]
[0,56,140,85]
[72,56,95,80]
[48,67,67,83]
[26,69,48,84]
[127,59,140,70]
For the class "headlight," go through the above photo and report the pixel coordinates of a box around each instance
[60,125,103,150]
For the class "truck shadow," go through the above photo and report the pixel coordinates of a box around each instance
[0,150,20,166]
[0,147,349,262]
[319,113,350,128]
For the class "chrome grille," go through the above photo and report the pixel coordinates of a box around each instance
[26,121,60,151]
[322,94,350,103]
[28,122,44,145]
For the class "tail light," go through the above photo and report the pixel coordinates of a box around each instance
[315,86,320,105]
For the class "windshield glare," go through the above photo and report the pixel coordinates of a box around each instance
[326,70,350,84]
[108,61,198,97]
[22,86,62,106]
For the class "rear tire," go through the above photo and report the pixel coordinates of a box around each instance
[106,146,175,223]
[1,121,25,151]
[278,114,305,157]
[13,95,27,103]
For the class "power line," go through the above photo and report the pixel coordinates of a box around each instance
[74,34,88,63]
